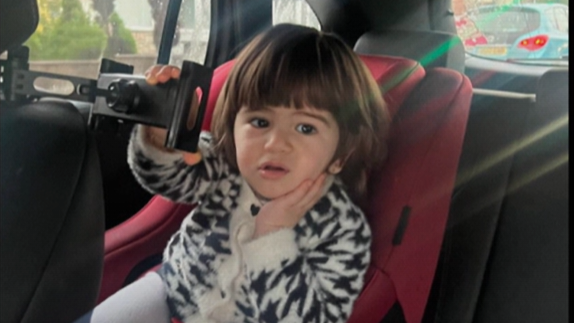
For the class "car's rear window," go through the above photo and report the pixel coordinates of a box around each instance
[473,7,540,43]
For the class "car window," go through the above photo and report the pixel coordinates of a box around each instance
[546,8,559,30]
[453,0,569,64]
[272,0,321,30]
[554,7,568,32]
[169,0,211,66]
[473,7,540,37]
[24,0,209,94]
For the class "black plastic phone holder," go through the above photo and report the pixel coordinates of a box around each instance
[0,46,213,153]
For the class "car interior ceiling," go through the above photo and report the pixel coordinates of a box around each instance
[0,0,568,322]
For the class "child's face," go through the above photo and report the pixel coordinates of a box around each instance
[233,105,341,199]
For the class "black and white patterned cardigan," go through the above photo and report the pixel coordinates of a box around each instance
[127,126,372,323]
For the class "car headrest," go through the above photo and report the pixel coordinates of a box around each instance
[0,0,39,53]
[359,54,425,118]
[201,54,425,131]
[354,29,465,73]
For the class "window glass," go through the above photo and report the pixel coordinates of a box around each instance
[453,0,569,64]
[473,7,540,38]
[115,0,154,30]
[272,0,321,30]
[554,8,568,32]
[546,8,559,29]
[21,0,209,94]
[26,0,161,80]
[170,0,211,66]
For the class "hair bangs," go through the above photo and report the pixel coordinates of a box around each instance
[232,35,360,121]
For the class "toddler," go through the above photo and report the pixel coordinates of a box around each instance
[78,23,390,323]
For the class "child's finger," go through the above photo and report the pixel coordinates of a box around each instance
[157,65,179,83]
[156,67,171,83]
[296,173,327,209]
[144,65,164,85]
[170,66,181,79]
[182,152,202,165]
[144,65,162,77]
[278,179,314,206]
[281,173,327,208]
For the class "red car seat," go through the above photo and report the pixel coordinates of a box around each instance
[348,66,472,323]
[98,54,472,323]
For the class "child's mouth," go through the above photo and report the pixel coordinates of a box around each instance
[264,165,284,171]
[259,163,289,179]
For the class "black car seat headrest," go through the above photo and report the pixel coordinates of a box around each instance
[354,29,465,73]
[0,0,39,53]
[0,100,105,323]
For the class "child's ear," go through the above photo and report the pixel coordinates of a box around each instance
[328,158,344,174]
[328,150,354,174]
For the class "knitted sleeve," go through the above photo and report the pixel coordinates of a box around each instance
[127,125,229,205]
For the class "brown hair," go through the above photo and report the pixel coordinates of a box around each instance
[211,24,390,208]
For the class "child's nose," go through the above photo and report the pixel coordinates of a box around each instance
[264,128,291,152]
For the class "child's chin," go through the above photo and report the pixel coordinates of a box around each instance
[253,186,291,201]
[253,189,281,201]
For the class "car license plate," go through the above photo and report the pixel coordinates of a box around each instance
[477,46,508,56]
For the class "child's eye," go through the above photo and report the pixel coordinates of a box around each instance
[296,124,316,134]
[250,118,269,128]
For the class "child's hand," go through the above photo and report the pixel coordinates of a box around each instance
[141,65,201,165]
[253,173,328,239]
[144,64,181,85]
